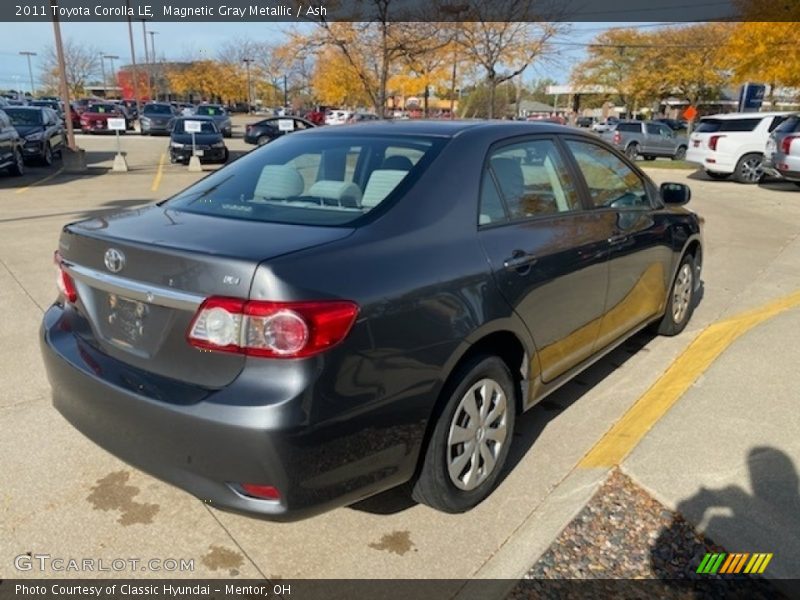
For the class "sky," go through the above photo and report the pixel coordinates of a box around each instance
[0,21,650,93]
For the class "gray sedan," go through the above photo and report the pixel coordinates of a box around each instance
[194,104,232,138]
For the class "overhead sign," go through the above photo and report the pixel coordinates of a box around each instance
[738,83,766,113]
[107,118,126,131]
[277,119,295,132]
[184,120,203,133]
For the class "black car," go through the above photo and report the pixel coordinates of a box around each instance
[655,118,688,132]
[139,102,177,135]
[169,117,228,164]
[41,121,702,521]
[243,116,315,145]
[4,106,64,165]
[0,108,25,176]
[576,116,595,128]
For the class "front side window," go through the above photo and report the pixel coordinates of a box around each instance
[566,140,650,209]
[165,134,444,226]
[480,139,581,224]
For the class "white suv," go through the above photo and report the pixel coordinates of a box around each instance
[685,112,791,183]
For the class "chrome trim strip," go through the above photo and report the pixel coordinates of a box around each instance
[64,262,205,310]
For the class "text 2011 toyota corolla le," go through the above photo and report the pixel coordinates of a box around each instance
[41,121,703,520]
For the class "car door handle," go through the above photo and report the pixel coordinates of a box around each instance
[608,234,629,245]
[504,251,538,270]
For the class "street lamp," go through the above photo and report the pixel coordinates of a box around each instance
[103,55,119,99]
[148,30,159,99]
[242,58,254,113]
[49,0,76,151]
[125,0,141,114]
[99,54,107,98]
[140,19,152,99]
[19,51,37,96]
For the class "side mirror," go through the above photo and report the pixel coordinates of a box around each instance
[661,182,691,205]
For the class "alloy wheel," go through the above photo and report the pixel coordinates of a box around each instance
[672,263,693,324]
[739,156,764,183]
[447,378,508,491]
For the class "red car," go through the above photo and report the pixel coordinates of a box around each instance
[79,103,127,134]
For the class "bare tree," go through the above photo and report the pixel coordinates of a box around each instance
[40,38,102,96]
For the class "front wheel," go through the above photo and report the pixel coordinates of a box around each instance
[42,143,53,166]
[734,153,764,184]
[412,355,516,513]
[8,148,24,176]
[656,253,697,336]
[625,143,639,160]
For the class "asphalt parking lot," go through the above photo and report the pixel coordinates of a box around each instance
[1,119,799,589]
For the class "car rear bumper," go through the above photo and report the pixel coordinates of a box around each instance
[685,148,735,173]
[763,152,800,181]
[40,303,419,521]
[170,146,226,162]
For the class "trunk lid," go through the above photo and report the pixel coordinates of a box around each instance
[59,205,354,388]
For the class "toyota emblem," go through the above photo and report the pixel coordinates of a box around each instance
[104,248,126,273]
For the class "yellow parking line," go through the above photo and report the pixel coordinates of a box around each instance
[151,152,165,193]
[15,166,65,195]
[579,290,800,468]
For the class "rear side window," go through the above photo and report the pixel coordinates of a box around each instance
[566,140,649,209]
[480,139,581,224]
[695,118,761,133]
[165,134,444,226]
[645,123,661,135]
[618,123,641,133]
[775,115,800,133]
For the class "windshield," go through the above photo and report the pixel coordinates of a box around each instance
[87,104,119,114]
[4,108,43,125]
[165,133,445,226]
[174,119,218,134]
[143,104,173,115]
[195,106,224,116]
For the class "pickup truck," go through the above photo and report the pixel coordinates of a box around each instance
[602,120,688,161]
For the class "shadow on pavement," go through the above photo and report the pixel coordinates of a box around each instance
[0,198,152,224]
[650,446,799,597]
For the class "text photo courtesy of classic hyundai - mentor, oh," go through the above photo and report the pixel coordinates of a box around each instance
[40,121,703,521]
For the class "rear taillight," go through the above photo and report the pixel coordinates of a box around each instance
[54,251,77,303]
[612,130,621,145]
[708,135,725,151]
[239,483,281,501]
[780,135,799,155]
[187,297,359,358]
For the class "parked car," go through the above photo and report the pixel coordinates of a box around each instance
[4,106,64,165]
[74,97,101,115]
[41,121,703,521]
[178,103,195,116]
[139,102,177,136]
[168,116,228,164]
[30,99,62,117]
[347,112,380,124]
[194,104,232,137]
[655,118,688,132]
[591,117,619,133]
[576,116,596,128]
[325,110,352,125]
[119,99,139,120]
[685,111,791,183]
[244,116,315,145]
[602,120,688,161]
[0,108,24,176]
[763,113,800,187]
[79,103,127,135]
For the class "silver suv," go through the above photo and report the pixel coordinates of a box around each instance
[602,120,688,161]
[764,113,800,187]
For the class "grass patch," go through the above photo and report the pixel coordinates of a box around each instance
[639,159,697,171]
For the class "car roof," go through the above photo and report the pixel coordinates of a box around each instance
[176,115,214,121]
[3,105,41,111]
[304,119,570,138]
[701,111,792,120]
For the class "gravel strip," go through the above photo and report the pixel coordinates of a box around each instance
[509,469,783,599]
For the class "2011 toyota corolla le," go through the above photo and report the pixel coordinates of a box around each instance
[40,121,703,521]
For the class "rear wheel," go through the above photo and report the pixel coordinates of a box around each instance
[412,354,516,513]
[257,136,269,146]
[656,253,696,336]
[674,146,687,160]
[734,153,764,184]
[625,143,639,160]
[8,148,24,176]
[793,182,800,189]
[705,170,730,180]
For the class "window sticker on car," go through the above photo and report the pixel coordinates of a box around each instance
[278,119,295,132]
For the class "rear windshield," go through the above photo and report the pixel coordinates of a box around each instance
[174,119,217,134]
[4,108,42,125]
[695,118,761,133]
[196,106,224,116]
[775,115,800,134]
[165,134,445,226]
[87,104,119,114]
[143,104,172,115]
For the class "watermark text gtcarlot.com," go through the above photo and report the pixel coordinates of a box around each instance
[14,554,194,573]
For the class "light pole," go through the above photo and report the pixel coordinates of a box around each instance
[103,55,119,98]
[99,55,107,98]
[49,0,75,151]
[140,19,152,99]
[19,51,37,96]
[242,58,254,112]
[125,0,141,114]
[148,30,158,100]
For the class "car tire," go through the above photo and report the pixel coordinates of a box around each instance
[411,354,516,513]
[221,148,229,163]
[625,143,639,160]
[734,153,764,184]
[704,170,730,180]
[794,182,800,189]
[42,143,53,166]
[643,155,656,161]
[674,146,687,160]
[257,136,269,146]
[8,148,24,176]
[656,253,697,336]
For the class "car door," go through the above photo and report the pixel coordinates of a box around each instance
[46,109,64,150]
[657,124,677,156]
[644,123,664,155]
[477,136,616,383]
[564,138,674,350]
[0,112,11,165]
